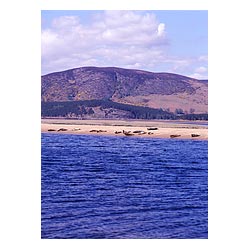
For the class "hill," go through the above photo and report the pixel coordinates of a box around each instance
[41,66,208,119]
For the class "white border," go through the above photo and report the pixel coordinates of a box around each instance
[2,0,249,249]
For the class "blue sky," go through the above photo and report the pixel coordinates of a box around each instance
[41,10,207,79]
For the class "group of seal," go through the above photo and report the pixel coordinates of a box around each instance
[47,127,201,138]
[170,134,201,138]
[121,130,154,136]
[89,129,107,133]
[48,127,81,132]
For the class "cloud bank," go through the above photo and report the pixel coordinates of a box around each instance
[42,11,207,79]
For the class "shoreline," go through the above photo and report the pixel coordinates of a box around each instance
[41,119,208,140]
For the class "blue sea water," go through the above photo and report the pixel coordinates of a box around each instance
[41,133,208,239]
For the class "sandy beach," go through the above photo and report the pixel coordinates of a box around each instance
[41,118,208,140]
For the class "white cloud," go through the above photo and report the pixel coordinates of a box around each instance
[41,11,207,79]
[188,65,207,79]
[159,56,208,79]
[195,66,207,73]
[41,11,168,75]
[188,72,206,79]
[157,23,165,36]
[198,55,208,62]
[52,16,80,29]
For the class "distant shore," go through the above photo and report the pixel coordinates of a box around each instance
[41,118,208,140]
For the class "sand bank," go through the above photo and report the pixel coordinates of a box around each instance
[41,119,208,140]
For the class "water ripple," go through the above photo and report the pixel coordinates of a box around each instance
[42,133,208,239]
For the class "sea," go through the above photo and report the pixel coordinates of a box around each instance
[41,133,208,239]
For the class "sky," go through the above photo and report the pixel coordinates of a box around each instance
[41,10,208,79]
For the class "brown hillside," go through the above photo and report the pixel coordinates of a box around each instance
[41,66,208,114]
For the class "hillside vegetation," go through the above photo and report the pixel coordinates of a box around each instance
[41,66,208,120]
[42,99,208,120]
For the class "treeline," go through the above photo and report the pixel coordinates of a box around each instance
[41,99,208,120]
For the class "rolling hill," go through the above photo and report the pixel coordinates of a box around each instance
[41,66,208,119]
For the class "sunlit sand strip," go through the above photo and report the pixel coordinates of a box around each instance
[41,119,208,140]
